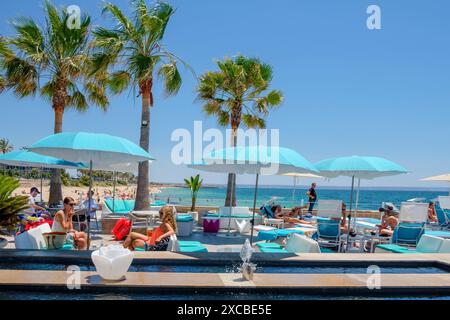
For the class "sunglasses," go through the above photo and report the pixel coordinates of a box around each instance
[66,203,75,207]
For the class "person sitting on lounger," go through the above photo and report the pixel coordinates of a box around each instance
[260,204,284,219]
[428,202,438,223]
[377,205,399,236]
[53,197,87,250]
[283,207,315,226]
[339,203,356,236]
[123,206,177,251]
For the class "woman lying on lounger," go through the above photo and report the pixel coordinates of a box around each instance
[283,207,315,226]
[123,206,177,251]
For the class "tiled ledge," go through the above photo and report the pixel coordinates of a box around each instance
[1,270,450,293]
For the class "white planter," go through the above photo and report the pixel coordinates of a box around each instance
[187,211,198,221]
[91,245,133,281]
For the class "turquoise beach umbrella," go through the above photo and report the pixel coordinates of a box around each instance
[315,156,408,251]
[0,150,86,169]
[189,146,318,243]
[29,132,154,166]
[192,146,318,175]
[315,156,408,179]
[0,150,86,201]
[29,132,155,249]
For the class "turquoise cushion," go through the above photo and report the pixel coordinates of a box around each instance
[377,244,411,253]
[256,242,283,249]
[320,247,336,253]
[105,199,127,213]
[135,247,145,252]
[123,200,135,212]
[180,246,208,253]
[259,247,288,253]
[179,241,202,247]
[177,215,193,222]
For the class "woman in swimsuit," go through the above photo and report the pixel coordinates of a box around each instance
[283,207,315,226]
[53,197,87,250]
[123,206,177,251]
[428,202,438,223]
[377,206,399,236]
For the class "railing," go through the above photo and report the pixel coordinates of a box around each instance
[151,194,409,211]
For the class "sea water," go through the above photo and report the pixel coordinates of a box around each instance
[155,186,448,210]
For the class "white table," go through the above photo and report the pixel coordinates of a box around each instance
[264,218,284,229]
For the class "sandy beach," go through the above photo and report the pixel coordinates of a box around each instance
[14,179,163,204]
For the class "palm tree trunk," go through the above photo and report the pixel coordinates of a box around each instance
[135,80,153,210]
[191,196,196,212]
[48,104,64,206]
[225,126,238,207]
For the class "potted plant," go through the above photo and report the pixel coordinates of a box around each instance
[0,175,29,248]
[184,174,203,224]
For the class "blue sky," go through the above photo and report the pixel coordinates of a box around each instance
[1,0,450,188]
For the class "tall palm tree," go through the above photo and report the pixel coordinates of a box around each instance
[197,55,283,206]
[0,138,13,154]
[1,1,109,205]
[92,0,184,210]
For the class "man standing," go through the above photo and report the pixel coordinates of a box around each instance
[306,183,317,214]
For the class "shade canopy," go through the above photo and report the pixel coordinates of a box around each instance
[0,150,86,170]
[189,146,318,175]
[282,172,324,179]
[315,156,408,179]
[29,132,154,168]
[421,174,450,182]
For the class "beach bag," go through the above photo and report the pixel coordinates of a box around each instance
[112,217,131,240]
[42,232,67,249]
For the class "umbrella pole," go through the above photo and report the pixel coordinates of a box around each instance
[217,172,239,238]
[87,160,93,250]
[112,171,117,212]
[353,178,361,230]
[40,167,44,203]
[292,177,297,203]
[249,173,259,245]
[345,175,355,252]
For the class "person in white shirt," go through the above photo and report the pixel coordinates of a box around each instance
[27,187,46,214]
[82,190,99,219]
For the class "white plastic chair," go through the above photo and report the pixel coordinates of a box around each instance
[285,233,321,253]
[14,223,51,249]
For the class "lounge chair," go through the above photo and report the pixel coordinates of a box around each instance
[435,196,450,228]
[316,200,343,251]
[256,233,333,253]
[391,202,428,246]
[256,228,312,242]
[205,207,262,230]
[102,199,164,217]
[375,234,448,253]
[135,234,208,253]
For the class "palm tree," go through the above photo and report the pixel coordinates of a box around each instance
[1,1,109,205]
[184,174,203,212]
[92,0,184,210]
[0,138,13,154]
[197,55,283,206]
[0,175,29,228]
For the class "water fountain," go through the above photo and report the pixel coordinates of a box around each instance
[240,239,256,281]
